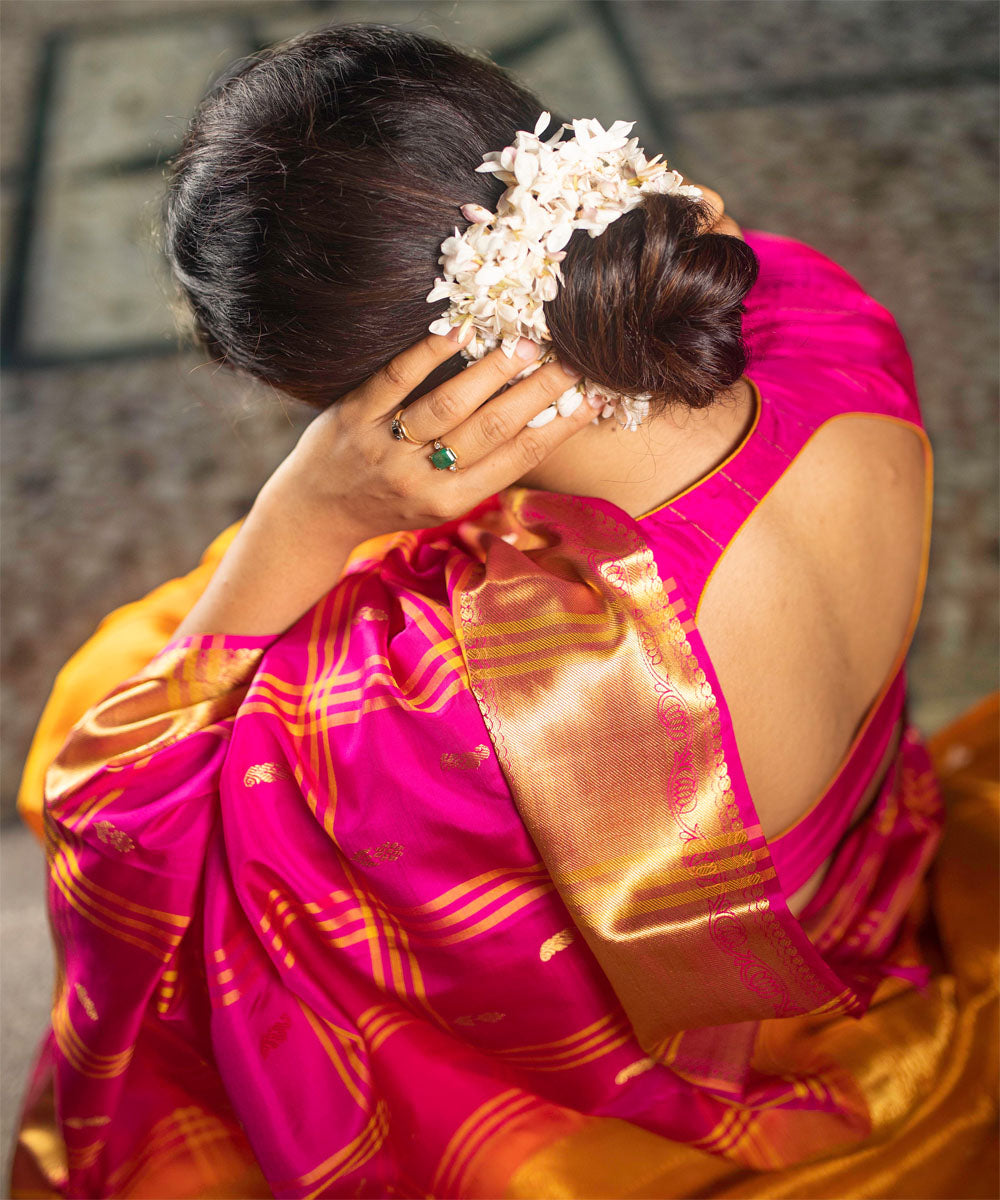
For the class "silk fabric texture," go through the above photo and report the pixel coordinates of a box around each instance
[11,246,999,1199]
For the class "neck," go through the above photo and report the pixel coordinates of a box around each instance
[516,377,758,520]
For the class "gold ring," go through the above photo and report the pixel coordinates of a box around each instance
[390,407,423,445]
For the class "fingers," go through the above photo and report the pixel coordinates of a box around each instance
[351,328,471,416]
[454,382,598,498]
[711,213,745,241]
[441,359,583,463]
[697,184,726,225]
[679,176,733,235]
[393,337,544,445]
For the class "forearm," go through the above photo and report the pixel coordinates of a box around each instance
[171,455,367,641]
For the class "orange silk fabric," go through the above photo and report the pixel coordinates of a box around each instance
[17,521,401,840]
[503,694,999,1199]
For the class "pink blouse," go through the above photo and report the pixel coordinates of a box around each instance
[635,230,932,902]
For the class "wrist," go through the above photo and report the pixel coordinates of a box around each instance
[171,468,365,642]
[260,444,372,551]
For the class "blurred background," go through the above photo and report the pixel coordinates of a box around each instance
[1,0,997,1171]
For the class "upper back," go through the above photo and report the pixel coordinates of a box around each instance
[634,231,932,904]
[695,410,929,835]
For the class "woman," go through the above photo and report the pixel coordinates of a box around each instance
[10,23,997,1200]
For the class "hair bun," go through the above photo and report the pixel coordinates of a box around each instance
[545,192,759,411]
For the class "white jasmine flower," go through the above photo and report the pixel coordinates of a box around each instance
[556,387,584,417]
[461,203,494,224]
[513,149,539,188]
[425,115,703,428]
[425,277,454,303]
[526,404,558,427]
[533,111,552,138]
[473,263,505,288]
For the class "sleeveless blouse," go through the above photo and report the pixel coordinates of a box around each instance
[634,230,933,902]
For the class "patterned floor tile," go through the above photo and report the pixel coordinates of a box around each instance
[1,352,305,812]
[273,0,581,54]
[0,824,51,1182]
[21,169,176,355]
[615,0,998,99]
[45,20,245,173]
[0,23,38,174]
[1,182,17,297]
[263,1,643,129]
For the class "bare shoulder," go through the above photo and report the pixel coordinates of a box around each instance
[697,412,930,838]
[799,413,928,495]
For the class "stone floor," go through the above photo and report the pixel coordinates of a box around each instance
[1,0,997,1177]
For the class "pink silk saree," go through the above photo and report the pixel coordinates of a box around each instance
[10,233,999,1199]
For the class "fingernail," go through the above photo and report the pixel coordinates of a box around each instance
[515,338,541,361]
[556,358,583,379]
[587,393,605,412]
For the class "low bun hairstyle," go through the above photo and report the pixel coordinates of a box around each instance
[546,195,759,410]
[163,23,758,414]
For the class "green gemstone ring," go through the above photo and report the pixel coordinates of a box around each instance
[429,441,459,472]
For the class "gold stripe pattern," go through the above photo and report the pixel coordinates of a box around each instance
[51,982,133,1080]
[45,826,184,963]
[46,640,266,803]
[105,1106,243,1197]
[455,488,843,1051]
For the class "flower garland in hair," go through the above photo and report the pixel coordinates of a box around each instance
[426,113,703,430]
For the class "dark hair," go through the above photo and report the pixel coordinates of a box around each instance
[162,23,758,413]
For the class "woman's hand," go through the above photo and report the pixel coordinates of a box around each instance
[283,329,593,544]
[688,179,745,241]
[171,331,596,640]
